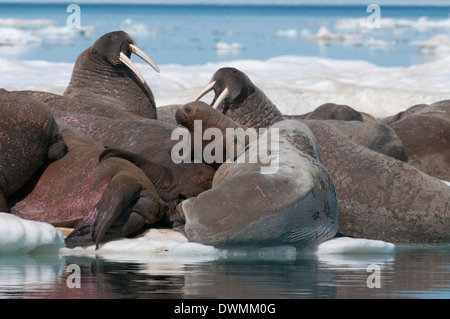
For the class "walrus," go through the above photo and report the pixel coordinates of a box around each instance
[304,120,450,242]
[199,84,450,242]
[0,92,68,212]
[388,100,450,180]
[175,101,253,169]
[53,110,216,219]
[380,103,428,125]
[14,31,159,121]
[171,102,338,248]
[12,32,159,120]
[9,122,167,248]
[64,30,160,118]
[194,67,285,129]
[288,103,364,122]
[323,120,408,162]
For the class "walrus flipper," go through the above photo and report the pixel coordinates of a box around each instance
[65,172,163,249]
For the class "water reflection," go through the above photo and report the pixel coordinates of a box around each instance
[0,244,449,299]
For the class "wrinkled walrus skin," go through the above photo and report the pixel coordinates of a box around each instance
[388,100,450,181]
[173,116,338,248]
[9,122,167,248]
[0,92,67,212]
[305,120,450,243]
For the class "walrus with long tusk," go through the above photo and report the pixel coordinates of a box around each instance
[194,67,285,129]
[18,31,160,120]
[63,30,160,119]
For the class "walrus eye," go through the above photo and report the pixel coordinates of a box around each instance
[53,133,61,143]
[184,107,191,113]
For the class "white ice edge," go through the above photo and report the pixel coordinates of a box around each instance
[0,212,396,260]
[1,52,450,118]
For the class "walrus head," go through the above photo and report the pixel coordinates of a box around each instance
[46,121,68,162]
[193,67,284,129]
[194,67,256,114]
[89,30,160,84]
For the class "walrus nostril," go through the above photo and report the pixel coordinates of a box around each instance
[47,141,68,162]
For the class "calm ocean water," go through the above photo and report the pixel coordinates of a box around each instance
[0,3,450,301]
[0,3,449,66]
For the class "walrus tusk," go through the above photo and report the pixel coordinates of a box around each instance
[194,81,216,101]
[212,87,229,109]
[119,52,146,84]
[130,44,160,73]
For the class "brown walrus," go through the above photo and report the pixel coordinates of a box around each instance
[64,30,160,119]
[9,122,168,248]
[323,120,408,162]
[194,67,285,129]
[195,82,450,242]
[171,102,338,248]
[288,103,364,122]
[304,120,450,242]
[0,92,67,212]
[388,100,450,181]
[53,111,216,219]
[15,31,160,120]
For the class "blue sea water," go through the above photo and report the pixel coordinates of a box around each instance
[0,3,449,66]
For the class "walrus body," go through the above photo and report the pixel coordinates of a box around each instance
[300,103,364,121]
[388,100,450,181]
[305,120,450,242]
[53,111,215,216]
[0,92,67,212]
[323,120,408,162]
[200,82,450,242]
[172,103,338,247]
[9,122,167,248]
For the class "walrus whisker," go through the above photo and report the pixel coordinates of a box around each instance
[119,52,146,84]
[130,44,160,73]
[194,80,216,101]
[212,87,228,109]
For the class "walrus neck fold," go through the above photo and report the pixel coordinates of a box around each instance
[218,87,285,129]
[63,49,157,119]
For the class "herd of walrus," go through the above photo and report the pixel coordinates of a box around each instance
[1,31,449,250]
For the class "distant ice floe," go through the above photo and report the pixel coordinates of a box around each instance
[0,213,65,255]
[0,17,94,46]
[335,16,450,31]
[412,34,450,57]
[120,18,156,37]
[276,28,298,37]
[303,26,395,50]
[215,41,243,52]
[0,18,54,28]
[0,27,42,46]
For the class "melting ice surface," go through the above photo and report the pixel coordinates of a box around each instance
[0,212,395,258]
